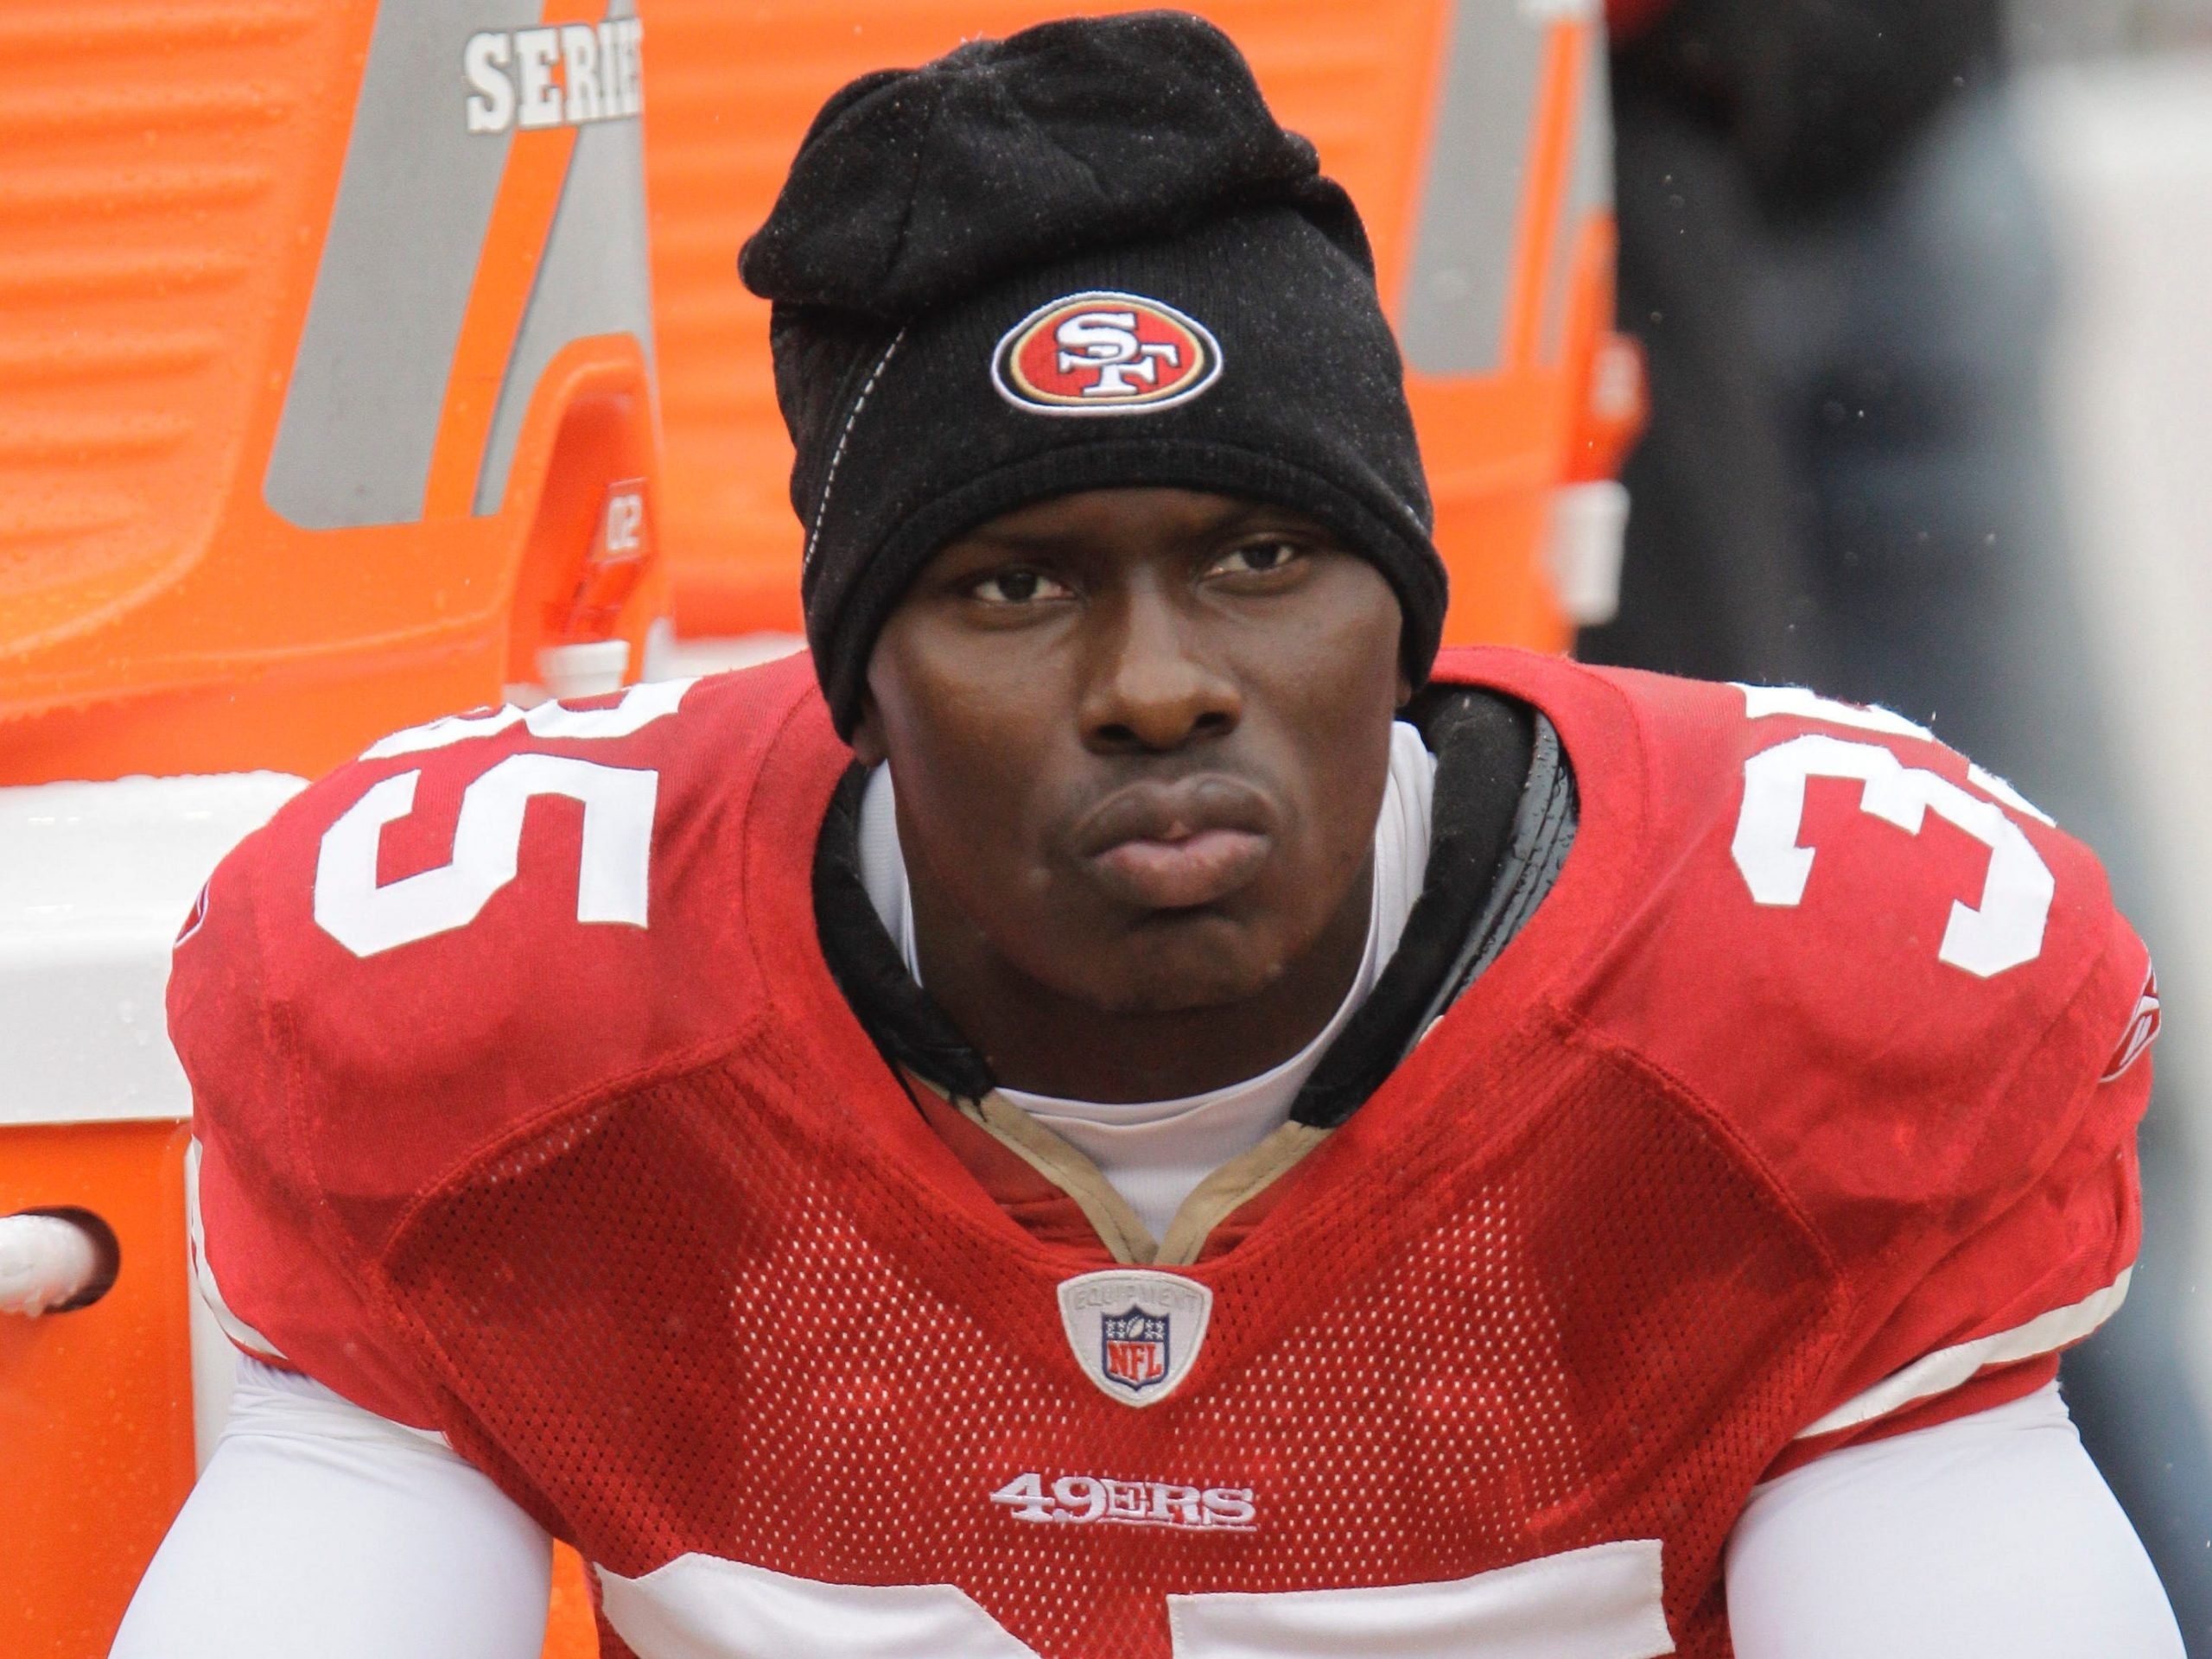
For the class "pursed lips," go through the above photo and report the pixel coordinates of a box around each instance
[1073,774,1276,911]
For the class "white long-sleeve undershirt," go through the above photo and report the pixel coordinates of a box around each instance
[111,1358,554,1659]
[1726,1381,2181,1656]
[114,1360,2180,1656]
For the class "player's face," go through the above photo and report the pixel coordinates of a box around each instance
[854,486,1406,1061]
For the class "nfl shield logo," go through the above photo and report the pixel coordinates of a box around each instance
[1101,1306,1169,1392]
[1057,1268,1212,1407]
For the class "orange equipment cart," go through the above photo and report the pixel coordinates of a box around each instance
[1,3,663,1655]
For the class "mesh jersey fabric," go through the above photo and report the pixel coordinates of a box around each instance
[170,646,2154,1658]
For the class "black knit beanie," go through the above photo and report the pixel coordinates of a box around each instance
[740,10,1447,736]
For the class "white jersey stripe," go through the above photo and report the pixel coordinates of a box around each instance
[186,1137,289,1364]
[599,1552,1040,1658]
[1168,1538,1672,1659]
[1796,1267,2132,1440]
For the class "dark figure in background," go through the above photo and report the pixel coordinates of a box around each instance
[1589,1,2212,1643]
[1590,0,2008,690]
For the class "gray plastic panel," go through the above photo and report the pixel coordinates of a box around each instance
[473,0,652,516]
[1399,0,1548,377]
[264,0,537,530]
[1541,20,1615,363]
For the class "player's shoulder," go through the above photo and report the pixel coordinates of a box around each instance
[1433,655,2152,1447]
[1616,668,2130,995]
[1439,650,2148,1153]
[168,654,838,1201]
[1547,663,2146,1204]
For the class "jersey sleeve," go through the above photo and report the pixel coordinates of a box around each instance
[1763,778,2157,1471]
[1772,925,2152,1471]
[171,830,447,1427]
[166,666,806,1432]
[1577,677,2158,1479]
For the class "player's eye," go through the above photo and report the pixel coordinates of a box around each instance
[1205,538,1304,579]
[967,568,1073,606]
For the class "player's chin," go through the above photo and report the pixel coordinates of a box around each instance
[1055,911,1294,1015]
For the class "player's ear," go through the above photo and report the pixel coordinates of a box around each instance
[849,690,887,767]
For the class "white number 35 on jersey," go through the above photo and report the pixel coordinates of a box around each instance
[594,1538,1674,1659]
[1729,686,2055,979]
[312,681,692,958]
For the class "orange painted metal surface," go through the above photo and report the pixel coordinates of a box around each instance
[1,1123,196,1659]
[0,6,668,1656]
[636,0,1639,651]
[544,1542,601,1659]
[0,0,665,788]
[425,86,584,523]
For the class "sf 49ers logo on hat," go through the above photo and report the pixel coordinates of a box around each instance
[993,290,1222,416]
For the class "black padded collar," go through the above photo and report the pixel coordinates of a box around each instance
[813,765,997,1103]
[810,686,1576,1123]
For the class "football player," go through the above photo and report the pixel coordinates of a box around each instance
[118,15,2180,1657]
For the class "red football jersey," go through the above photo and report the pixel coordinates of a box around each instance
[173,646,2151,1659]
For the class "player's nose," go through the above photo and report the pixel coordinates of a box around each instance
[1077,576,1240,755]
